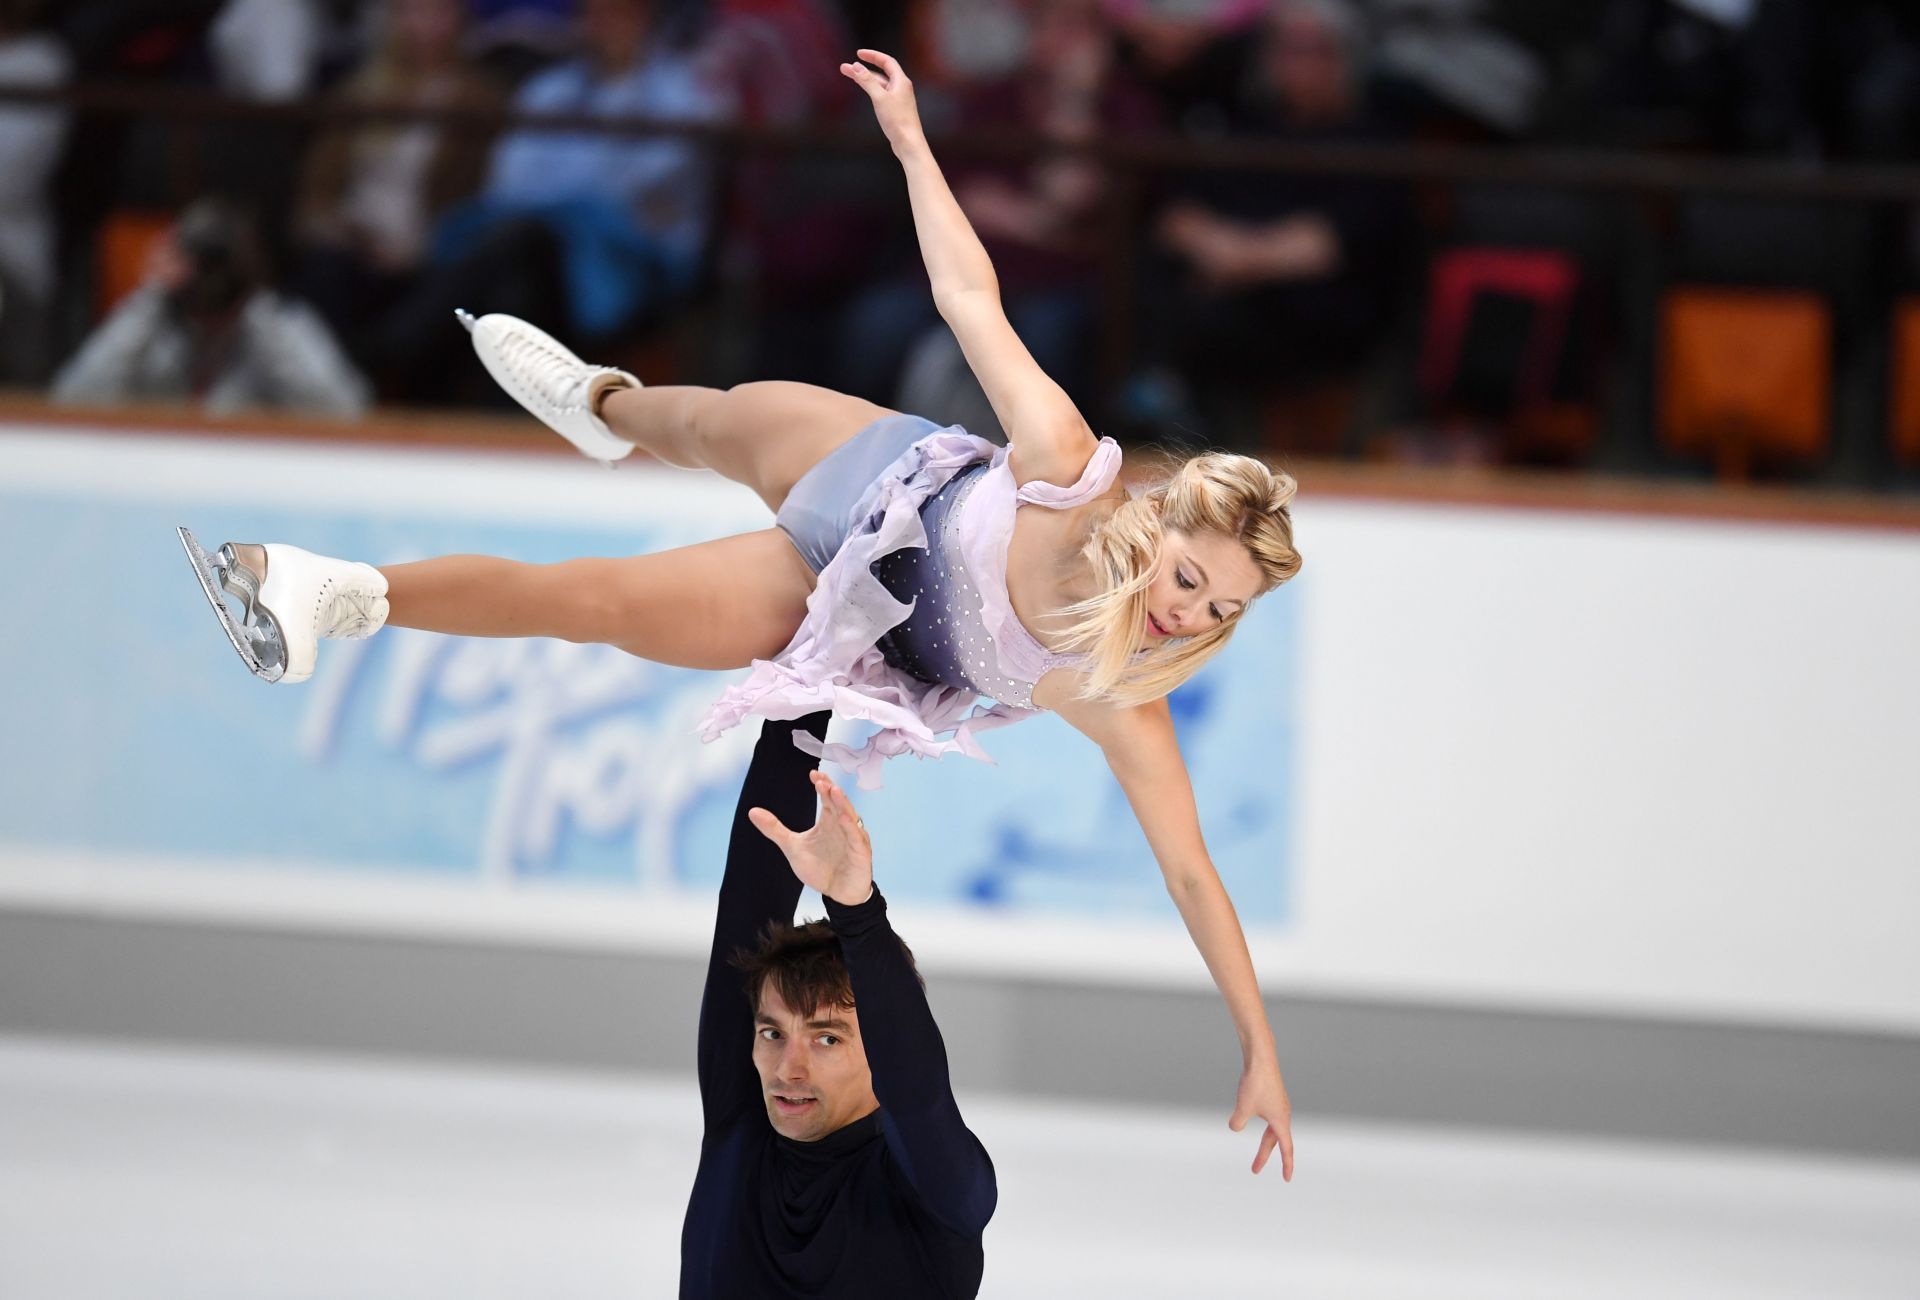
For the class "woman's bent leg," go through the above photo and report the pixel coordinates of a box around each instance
[380,529,814,670]
[598,380,897,514]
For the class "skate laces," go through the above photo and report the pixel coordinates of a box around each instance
[319,584,384,638]
[503,332,587,412]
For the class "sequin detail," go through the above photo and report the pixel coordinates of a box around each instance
[873,466,1076,710]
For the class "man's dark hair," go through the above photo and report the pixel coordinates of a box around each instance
[732,919,923,1018]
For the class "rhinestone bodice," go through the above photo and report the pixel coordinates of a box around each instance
[872,463,1075,709]
[704,427,1123,787]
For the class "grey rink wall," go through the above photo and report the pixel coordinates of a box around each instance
[3,908,1915,1163]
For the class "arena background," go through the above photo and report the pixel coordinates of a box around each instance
[1,0,1917,1296]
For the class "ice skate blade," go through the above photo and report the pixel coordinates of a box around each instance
[454,308,477,333]
[176,526,288,683]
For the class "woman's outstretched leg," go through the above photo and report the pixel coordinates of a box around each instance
[381,528,815,670]
[595,380,895,513]
[466,313,895,514]
[190,527,815,686]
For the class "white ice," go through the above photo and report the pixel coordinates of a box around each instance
[1,1036,1914,1299]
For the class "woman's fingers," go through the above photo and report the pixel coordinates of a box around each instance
[839,62,879,97]
[1252,1125,1280,1175]
[856,48,904,81]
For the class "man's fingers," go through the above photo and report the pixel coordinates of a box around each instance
[1226,1108,1248,1134]
[1280,1129,1295,1182]
[829,785,859,824]
[747,807,792,846]
[833,798,867,845]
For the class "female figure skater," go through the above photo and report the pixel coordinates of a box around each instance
[181,51,1300,1179]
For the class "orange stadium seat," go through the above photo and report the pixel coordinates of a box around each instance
[94,211,175,319]
[1890,299,1920,466]
[1658,287,1831,479]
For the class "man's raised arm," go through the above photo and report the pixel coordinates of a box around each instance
[827,888,998,1236]
[753,772,998,1235]
[695,716,829,1132]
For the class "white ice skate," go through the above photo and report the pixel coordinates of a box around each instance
[457,309,640,464]
[177,529,388,684]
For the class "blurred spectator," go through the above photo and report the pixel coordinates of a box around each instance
[359,0,728,400]
[839,0,1148,421]
[1105,0,1269,133]
[52,199,371,417]
[0,0,70,384]
[292,0,500,354]
[44,2,221,282]
[1369,0,1544,138]
[912,0,1032,87]
[465,0,579,80]
[53,2,220,78]
[701,0,851,129]
[1808,1,1920,162]
[453,0,726,334]
[1131,0,1410,435]
[700,0,896,385]
[208,0,330,101]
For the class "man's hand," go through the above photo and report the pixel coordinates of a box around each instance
[1230,1056,1295,1179]
[841,48,925,157]
[748,770,874,906]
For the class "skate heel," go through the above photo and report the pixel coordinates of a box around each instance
[216,543,270,625]
[177,527,289,682]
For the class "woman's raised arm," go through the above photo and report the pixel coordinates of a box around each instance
[1053,691,1297,1179]
[841,49,1098,487]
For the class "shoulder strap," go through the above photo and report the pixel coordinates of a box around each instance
[1013,437,1122,510]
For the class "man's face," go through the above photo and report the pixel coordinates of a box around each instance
[752,987,880,1142]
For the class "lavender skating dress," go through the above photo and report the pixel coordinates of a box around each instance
[698,414,1125,788]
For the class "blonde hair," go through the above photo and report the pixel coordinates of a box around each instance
[1055,452,1301,707]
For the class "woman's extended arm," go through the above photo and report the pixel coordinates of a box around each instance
[841,49,1097,486]
[1054,691,1296,1180]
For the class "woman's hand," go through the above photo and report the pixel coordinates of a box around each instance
[841,48,925,156]
[1232,1056,1296,1179]
[748,770,874,906]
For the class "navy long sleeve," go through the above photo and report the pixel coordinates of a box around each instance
[680,719,996,1299]
[692,717,821,1136]
[823,888,997,1238]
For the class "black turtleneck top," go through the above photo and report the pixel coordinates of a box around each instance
[680,716,997,1299]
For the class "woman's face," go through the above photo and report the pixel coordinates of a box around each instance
[1143,529,1264,642]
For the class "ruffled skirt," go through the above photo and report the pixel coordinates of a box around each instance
[698,415,1035,789]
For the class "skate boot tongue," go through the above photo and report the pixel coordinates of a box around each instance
[465,312,639,463]
[507,333,591,411]
[319,589,385,639]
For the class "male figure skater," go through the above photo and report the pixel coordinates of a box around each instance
[681,714,997,1297]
